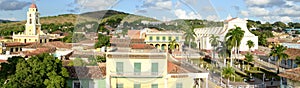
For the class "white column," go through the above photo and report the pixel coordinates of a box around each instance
[198,78,201,88]
[206,78,208,88]
[106,76,110,88]
[164,78,168,88]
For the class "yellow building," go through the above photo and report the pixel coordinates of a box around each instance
[106,44,208,88]
[128,28,184,52]
[12,3,49,43]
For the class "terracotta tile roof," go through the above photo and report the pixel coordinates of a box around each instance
[130,44,155,49]
[43,41,72,49]
[4,42,30,47]
[0,60,7,63]
[167,61,188,74]
[224,18,237,22]
[30,3,37,8]
[51,30,63,34]
[130,39,145,44]
[64,66,105,79]
[127,30,141,39]
[278,67,300,81]
[23,47,56,56]
[284,48,300,60]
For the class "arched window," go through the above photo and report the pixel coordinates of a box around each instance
[36,19,38,24]
[29,14,31,17]
[29,19,32,24]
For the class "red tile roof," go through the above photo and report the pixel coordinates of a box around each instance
[278,67,300,81]
[23,47,56,56]
[130,44,155,49]
[4,42,30,47]
[30,3,37,8]
[127,30,141,39]
[224,18,237,22]
[167,61,188,73]
[284,48,300,60]
[64,66,105,79]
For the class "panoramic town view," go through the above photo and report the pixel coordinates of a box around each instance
[0,0,300,88]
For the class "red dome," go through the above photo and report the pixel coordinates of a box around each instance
[30,3,37,8]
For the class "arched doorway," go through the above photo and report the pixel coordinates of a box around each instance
[155,44,160,49]
[175,44,180,50]
[161,44,166,50]
[150,44,153,46]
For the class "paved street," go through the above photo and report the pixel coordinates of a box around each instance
[180,47,283,88]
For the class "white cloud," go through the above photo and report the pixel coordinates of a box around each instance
[248,7,270,16]
[245,0,284,7]
[261,16,292,23]
[280,16,292,23]
[240,10,249,17]
[0,17,17,21]
[75,0,117,10]
[206,15,219,21]
[174,9,201,19]
[155,1,172,10]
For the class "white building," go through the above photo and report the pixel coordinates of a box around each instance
[195,16,258,51]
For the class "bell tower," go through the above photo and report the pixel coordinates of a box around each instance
[25,3,41,35]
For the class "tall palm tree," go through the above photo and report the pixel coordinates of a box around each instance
[217,41,228,66]
[269,45,289,74]
[246,40,254,52]
[245,53,254,70]
[209,35,219,66]
[222,67,235,82]
[225,26,245,66]
[168,39,177,54]
[295,56,300,67]
[184,28,196,48]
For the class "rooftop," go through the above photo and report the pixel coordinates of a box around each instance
[284,48,300,59]
[65,66,105,79]
[30,3,37,8]
[278,67,300,81]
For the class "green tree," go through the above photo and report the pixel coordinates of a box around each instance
[73,58,87,66]
[246,40,255,52]
[184,28,196,48]
[222,67,235,81]
[295,56,300,67]
[272,21,286,31]
[245,53,254,70]
[2,54,69,88]
[168,39,177,54]
[0,56,24,87]
[209,35,219,66]
[225,26,245,66]
[95,34,110,48]
[269,45,289,74]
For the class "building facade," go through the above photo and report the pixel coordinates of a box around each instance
[140,28,184,52]
[195,16,258,51]
[105,44,200,88]
[12,3,49,43]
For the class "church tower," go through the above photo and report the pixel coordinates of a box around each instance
[25,3,41,35]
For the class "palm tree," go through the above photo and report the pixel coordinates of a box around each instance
[217,41,228,66]
[168,39,177,54]
[184,28,196,48]
[245,53,254,70]
[209,35,219,66]
[225,26,245,66]
[295,56,300,67]
[246,40,254,52]
[269,45,289,74]
[222,67,235,82]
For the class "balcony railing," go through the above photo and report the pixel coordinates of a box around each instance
[110,72,163,78]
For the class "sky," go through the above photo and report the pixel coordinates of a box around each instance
[0,0,300,23]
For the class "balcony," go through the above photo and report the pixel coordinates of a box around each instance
[110,72,163,78]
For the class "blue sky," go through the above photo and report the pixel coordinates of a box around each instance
[0,0,299,23]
